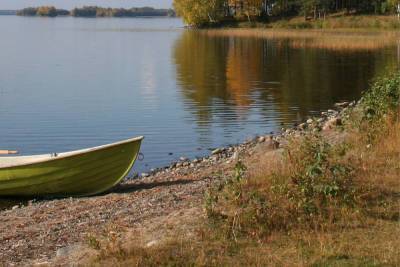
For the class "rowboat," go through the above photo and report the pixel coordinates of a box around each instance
[0,136,143,197]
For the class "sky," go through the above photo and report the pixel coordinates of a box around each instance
[0,0,173,10]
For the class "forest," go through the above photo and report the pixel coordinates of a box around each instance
[173,0,400,26]
[16,6,175,18]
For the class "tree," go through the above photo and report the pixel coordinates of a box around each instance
[174,0,226,26]
[36,6,57,17]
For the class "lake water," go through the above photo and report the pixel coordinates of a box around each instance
[0,16,398,178]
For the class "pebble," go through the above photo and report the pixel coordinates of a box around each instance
[212,148,223,155]
[258,136,266,143]
[335,101,349,108]
[299,123,307,130]
[146,240,158,247]
[231,151,239,161]
[176,162,183,168]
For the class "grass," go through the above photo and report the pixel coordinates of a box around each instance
[89,71,400,266]
[270,15,400,30]
[220,14,400,30]
[202,29,400,51]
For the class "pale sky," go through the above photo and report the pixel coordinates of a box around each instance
[0,0,173,9]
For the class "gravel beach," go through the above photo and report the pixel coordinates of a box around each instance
[0,101,352,266]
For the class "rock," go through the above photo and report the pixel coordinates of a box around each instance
[12,205,19,210]
[193,158,200,164]
[211,156,219,162]
[141,173,150,178]
[212,148,223,155]
[265,139,280,150]
[335,101,349,108]
[299,123,307,130]
[176,162,183,168]
[179,157,188,162]
[146,240,158,247]
[322,117,342,131]
[56,245,85,258]
[258,136,266,143]
[231,151,239,161]
[306,119,313,124]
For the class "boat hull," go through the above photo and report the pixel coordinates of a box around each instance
[0,137,143,197]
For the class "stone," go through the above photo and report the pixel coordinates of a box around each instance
[258,136,266,143]
[211,156,219,162]
[176,162,183,168]
[322,117,341,131]
[146,240,158,247]
[306,119,313,124]
[299,123,307,130]
[179,157,188,162]
[231,151,239,161]
[211,148,223,155]
[265,139,280,150]
[141,173,149,178]
[56,245,85,258]
[335,101,349,108]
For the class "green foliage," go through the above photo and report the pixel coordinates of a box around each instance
[205,133,357,241]
[360,71,400,121]
[173,0,400,26]
[204,71,400,241]
[174,0,226,26]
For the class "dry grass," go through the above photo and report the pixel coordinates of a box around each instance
[91,117,399,267]
[202,29,400,51]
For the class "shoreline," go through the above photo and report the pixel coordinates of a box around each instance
[0,97,353,265]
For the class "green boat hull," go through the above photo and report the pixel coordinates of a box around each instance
[0,137,143,197]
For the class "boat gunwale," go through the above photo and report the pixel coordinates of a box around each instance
[0,136,144,170]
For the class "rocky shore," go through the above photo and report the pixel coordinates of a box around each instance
[0,100,353,266]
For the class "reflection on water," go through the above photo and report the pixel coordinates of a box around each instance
[0,17,398,190]
[175,31,398,131]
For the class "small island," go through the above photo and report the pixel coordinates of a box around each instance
[16,6,176,18]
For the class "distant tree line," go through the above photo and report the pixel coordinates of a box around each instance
[174,0,400,26]
[16,6,176,18]
[16,6,69,17]
[71,6,175,17]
